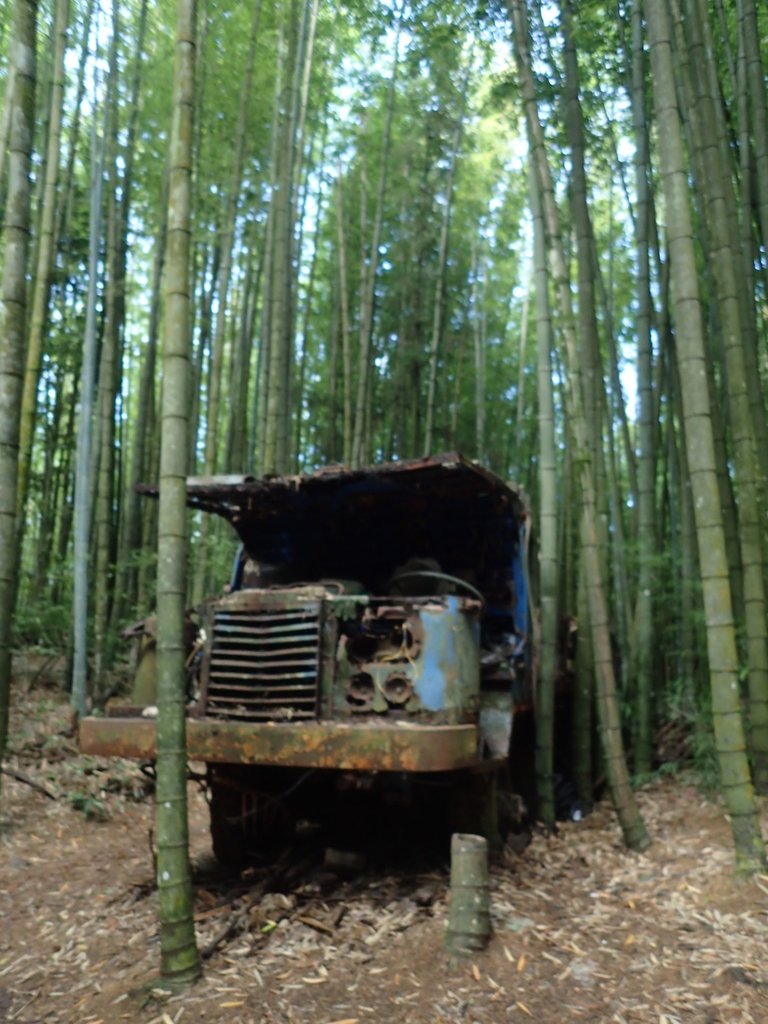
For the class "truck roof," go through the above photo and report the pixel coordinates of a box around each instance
[140,452,524,518]
[138,453,528,597]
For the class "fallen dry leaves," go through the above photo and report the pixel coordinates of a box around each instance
[2,683,768,1022]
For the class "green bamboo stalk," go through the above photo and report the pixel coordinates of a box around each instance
[155,0,201,985]
[0,0,37,783]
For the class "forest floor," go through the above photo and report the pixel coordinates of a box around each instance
[2,668,768,1024]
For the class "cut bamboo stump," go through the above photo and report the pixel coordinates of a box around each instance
[445,832,491,953]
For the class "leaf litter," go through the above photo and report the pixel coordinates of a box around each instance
[2,684,768,1022]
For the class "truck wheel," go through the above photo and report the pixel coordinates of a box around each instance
[208,773,296,868]
[208,781,249,870]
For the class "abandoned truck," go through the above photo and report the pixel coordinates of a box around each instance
[79,453,535,860]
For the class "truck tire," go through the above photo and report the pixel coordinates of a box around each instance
[208,770,296,868]
[208,781,249,870]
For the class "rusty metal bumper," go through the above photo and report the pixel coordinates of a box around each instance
[78,715,479,772]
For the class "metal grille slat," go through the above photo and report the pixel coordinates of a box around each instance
[208,693,317,705]
[214,635,317,649]
[205,601,322,722]
[215,623,317,633]
[204,681,316,696]
[205,705,316,721]
[211,638,317,655]
[212,670,317,681]
[213,654,318,667]
[218,609,316,621]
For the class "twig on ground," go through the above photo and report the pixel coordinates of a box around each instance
[1,766,56,800]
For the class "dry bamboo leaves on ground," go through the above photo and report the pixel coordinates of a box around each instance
[3,688,768,1022]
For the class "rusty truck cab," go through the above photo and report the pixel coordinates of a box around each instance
[80,453,531,860]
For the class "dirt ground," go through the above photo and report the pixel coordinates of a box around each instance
[2,676,768,1024]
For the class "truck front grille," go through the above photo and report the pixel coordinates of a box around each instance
[204,601,322,721]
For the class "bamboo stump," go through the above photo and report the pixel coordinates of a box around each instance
[445,832,491,953]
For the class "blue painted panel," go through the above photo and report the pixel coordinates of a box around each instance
[415,601,454,711]
[513,522,529,639]
[412,596,479,713]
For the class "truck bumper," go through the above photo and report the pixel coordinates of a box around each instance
[78,714,479,772]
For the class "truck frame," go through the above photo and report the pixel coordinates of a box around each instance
[80,453,534,860]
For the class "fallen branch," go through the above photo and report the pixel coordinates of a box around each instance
[201,871,284,960]
[1,766,56,800]
[200,848,318,960]
[201,907,251,960]
[28,653,61,690]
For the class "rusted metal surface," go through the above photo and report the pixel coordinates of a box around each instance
[78,716,479,772]
[196,585,483,729]
[202,592,324,722]
[137,453,522,519]
[135,454,528,594]
[137,450,531,694]
[415,595,480,713]
[100,453,536,784]
[334,594,480,721]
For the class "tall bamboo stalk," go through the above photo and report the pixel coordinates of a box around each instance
[17,0,68,527]
[350,1,403,468]
[510,0,649,851]
[645,0,764,869]
[0,0,37,779]
[202,0,264,477]
[530,161,558,828]
[155,0,201,985]
[423,55,472,456]
[71,94,107,717]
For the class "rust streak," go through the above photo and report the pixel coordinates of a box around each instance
[78,717,479,772]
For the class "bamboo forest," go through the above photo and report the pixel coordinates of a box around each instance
[3,0,768,998]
